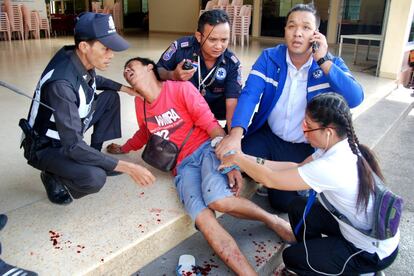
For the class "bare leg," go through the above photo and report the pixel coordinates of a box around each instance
[195,208,257,276]
[209,197,296,243]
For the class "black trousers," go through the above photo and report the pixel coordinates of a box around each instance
[34,90,121,199]
[283,197,399,275]
[242,123,314,212]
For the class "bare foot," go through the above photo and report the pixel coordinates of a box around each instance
[266,214,296,243]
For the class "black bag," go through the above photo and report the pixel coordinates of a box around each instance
[142,134,180,172]
[141,101,193,172]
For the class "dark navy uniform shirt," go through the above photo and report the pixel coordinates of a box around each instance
[157,36,242,120]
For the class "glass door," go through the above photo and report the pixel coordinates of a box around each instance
[260,0,329,37]
[123,0,148,30]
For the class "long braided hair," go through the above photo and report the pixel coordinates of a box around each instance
[306,93,384,211]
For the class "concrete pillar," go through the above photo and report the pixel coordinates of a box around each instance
[379,0,414,79]
[326,0,341,44]
[252,0,261,37]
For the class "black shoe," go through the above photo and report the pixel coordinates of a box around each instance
[0,259,38,276]
[106,170,123,176]
[0,214,7,231]
[40,172,73,205]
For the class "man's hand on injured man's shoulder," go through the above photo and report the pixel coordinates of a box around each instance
[120,85,141,97]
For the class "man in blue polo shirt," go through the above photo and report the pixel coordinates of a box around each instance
[217,4,364,212]
[157,9,242,132]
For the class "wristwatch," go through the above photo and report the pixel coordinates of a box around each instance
[256,157,265,165]
[317,54,332,66]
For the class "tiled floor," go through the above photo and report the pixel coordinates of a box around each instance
[0,33,397,274]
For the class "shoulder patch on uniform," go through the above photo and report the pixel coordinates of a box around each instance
[237,66,243,86]
[312,69,323,79]
[162,41,177,61]
[180,41,189,48]
[230,55,239,64]
[216,67,227,80]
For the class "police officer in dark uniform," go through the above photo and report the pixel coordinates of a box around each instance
[157,9,242,131]
[23,12,155,205]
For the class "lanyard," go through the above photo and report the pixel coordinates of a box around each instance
[197,55,218,95]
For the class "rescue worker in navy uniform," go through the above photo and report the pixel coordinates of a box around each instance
[24,12,155,205]
[156,9,242,132]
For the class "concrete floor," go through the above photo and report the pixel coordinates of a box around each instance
[0,33,399,274]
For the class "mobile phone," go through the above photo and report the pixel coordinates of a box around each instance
[312,30,319,53]
[312,41,319,53]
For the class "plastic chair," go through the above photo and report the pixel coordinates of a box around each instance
[4,0,22,40]
[39,15,50,38]
[214,0,229,9]
[0,12,11,41]
[102,5,112,14]
[232,4,251,47]
[21,5,39,39]
[231,0,243,6]
[33,11,50,38]
[200,0,216,16]
[91,2,102,13]
[112,2,122,33]
[11,4,24,40]
[226,4,241,41]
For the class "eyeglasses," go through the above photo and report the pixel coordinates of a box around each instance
[303,127,329,133]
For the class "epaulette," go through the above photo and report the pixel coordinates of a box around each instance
[177,36,194,49]
[224,50,240,64]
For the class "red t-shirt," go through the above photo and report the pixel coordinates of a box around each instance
[121,80,220,169]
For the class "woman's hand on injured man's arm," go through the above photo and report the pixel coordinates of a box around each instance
[115,160,156,186]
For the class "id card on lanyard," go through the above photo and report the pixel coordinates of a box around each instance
[197,55,218,96]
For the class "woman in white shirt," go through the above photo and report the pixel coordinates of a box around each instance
[220,93,399,275]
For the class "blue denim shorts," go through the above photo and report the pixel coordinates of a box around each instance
[174,141,233,221]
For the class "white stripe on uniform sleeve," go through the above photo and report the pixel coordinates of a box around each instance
[46,129,60,140]
[250,70,278,88]
[307,83,330,93]
[2,268,19,276]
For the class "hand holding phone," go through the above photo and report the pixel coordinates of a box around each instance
[312,41,319,53]
[311,30,320,53]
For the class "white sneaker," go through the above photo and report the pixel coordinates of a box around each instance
[176,254,196,276]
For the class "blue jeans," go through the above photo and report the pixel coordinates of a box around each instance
[175,141,233,221]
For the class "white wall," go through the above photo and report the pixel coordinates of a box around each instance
[1,0,47,17]
[148,0,199,33]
